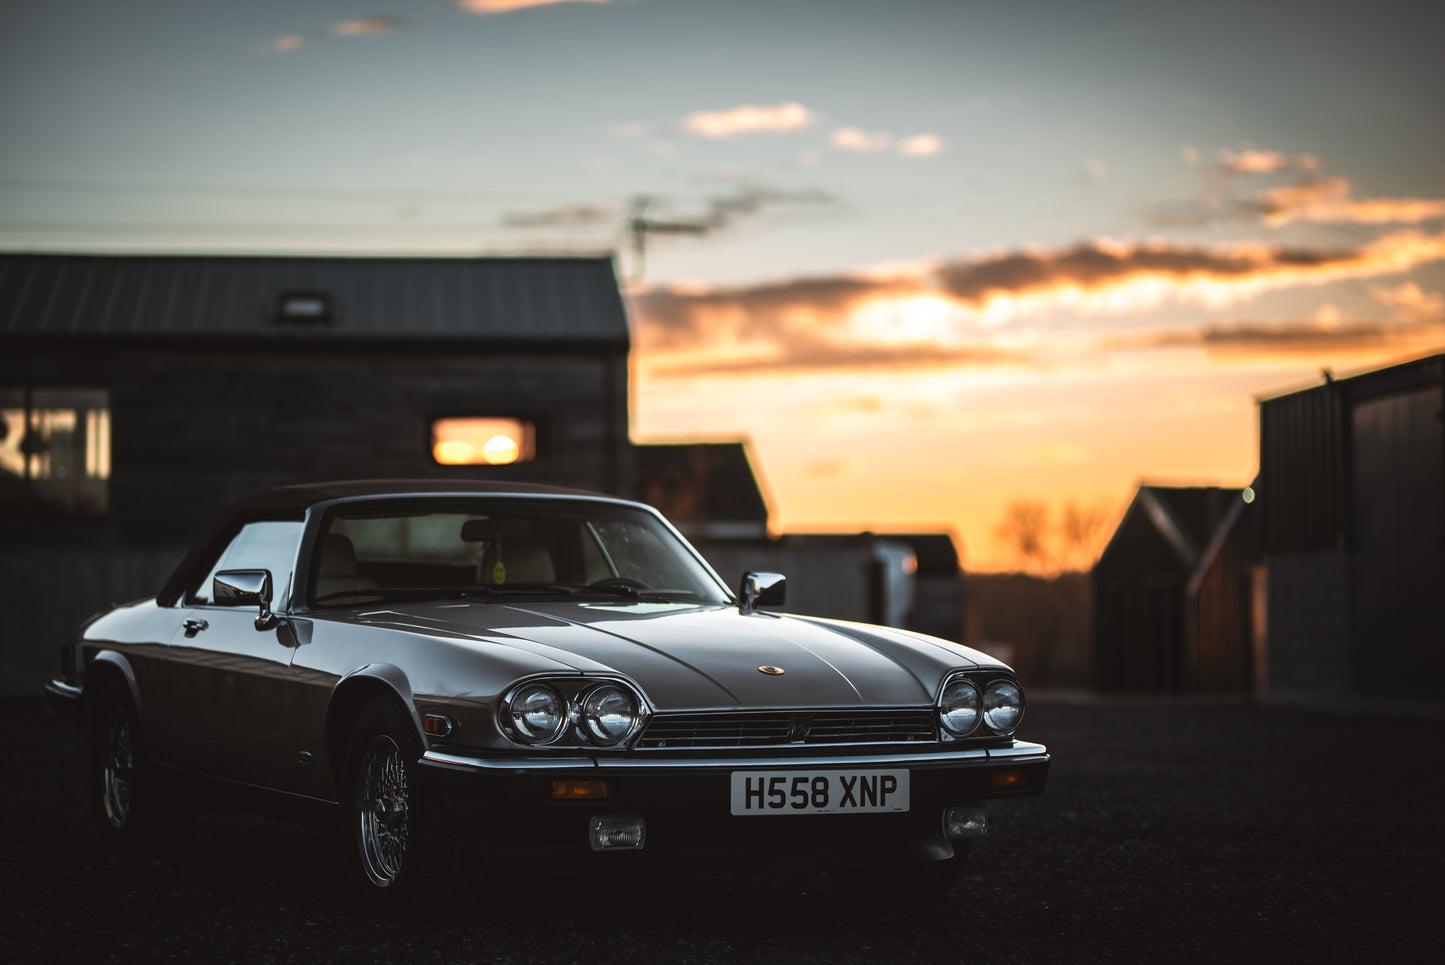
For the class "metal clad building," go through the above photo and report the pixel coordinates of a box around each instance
[1,252,634,696]
[1259,354,1445,702]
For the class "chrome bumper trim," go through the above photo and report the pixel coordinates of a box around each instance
[421,741,1048,774]
[422,750,595,772]
[44,678,84,713]
[46,678,83,700]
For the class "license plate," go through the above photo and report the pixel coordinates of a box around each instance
[729,769,910,815]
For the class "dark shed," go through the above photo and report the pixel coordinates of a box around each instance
[634,441,770,541]
[1092,486,1245,694]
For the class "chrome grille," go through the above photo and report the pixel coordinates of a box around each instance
[635,710,936,749]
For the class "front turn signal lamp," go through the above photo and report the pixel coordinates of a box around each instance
[551,779,611,801]
[422,714,455,738]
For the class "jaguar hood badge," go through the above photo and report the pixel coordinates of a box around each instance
[758,665,785,675]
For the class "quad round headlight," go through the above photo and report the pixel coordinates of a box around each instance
[938,676,981,736]
[579,684,641,746]
[508,682,567,744]
[983,679,1025,735]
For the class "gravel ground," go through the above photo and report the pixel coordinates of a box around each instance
[2,697,1440,963]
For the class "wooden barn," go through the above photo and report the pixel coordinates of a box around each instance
[0,252,633,695]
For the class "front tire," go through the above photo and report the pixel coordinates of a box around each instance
[89,680,161,845]
[340,700,460,912]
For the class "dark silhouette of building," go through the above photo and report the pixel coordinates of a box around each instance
[636,441,769,541]
[1093,485,1256,694]
[1,252,633,695]
[1094,350,1445,702]
[1259,352,1444,702]
[635,441,961,634]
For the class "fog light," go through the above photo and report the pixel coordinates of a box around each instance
[943,804,988,840]
[589,814,646,851]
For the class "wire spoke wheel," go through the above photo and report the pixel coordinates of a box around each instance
[101,710,135,828]
[356,734,409,887]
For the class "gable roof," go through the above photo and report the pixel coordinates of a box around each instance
[1097,485,1241,578]
[0,253,628,343]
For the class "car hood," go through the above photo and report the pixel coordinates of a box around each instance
[330,599,1006,711]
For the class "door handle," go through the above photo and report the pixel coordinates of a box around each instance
[183,618,209,637]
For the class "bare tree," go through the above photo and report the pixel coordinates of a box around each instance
[994,500,1051,572]
[1059,499,1112,570]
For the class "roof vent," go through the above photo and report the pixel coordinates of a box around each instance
[274,291,334,325]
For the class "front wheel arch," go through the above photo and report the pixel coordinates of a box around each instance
[324,669,420,797]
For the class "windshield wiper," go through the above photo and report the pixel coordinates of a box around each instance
[576,579,707,603]
[461,583,576,597]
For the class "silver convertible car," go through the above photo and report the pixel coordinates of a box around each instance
[46,481,1049,909]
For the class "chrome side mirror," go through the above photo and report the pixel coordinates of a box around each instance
[214,569,279,630]
[739,571,786,614]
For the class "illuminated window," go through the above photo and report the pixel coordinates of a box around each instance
[431,417,536,466]
[0,387,110,516]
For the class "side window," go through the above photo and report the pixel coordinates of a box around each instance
[192,521,305,607]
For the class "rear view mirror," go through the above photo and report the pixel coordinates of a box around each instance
[461,517,534,542]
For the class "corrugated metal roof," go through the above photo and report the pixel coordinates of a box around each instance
[0,253,629,342]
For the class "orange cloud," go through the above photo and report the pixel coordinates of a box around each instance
[935,231,1445,314]
[831,127,892,153]
[631,230,1445,374]
[332,18,401,36]
[683,103,813,138]
[1252,177,1445,227]
[270,34,308,52]
[457,0,612,13]
[898,133,945,157]
[1217,147,1318,175]
[1372,281,1445,319]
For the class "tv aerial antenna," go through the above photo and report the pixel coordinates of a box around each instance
[626,196,709,283]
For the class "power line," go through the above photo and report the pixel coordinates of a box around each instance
[0,176,599,203]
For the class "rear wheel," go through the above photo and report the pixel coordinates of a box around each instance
[341,700,462,912]
[829,843,972,903]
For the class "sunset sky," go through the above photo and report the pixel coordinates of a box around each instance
[3,0,1443,570]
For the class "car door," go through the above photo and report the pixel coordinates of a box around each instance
[165,519,305,790]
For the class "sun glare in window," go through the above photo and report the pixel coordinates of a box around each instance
[431,417,535,466]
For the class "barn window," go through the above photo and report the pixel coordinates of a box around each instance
[0,387,110,516]
[430,417,536,466]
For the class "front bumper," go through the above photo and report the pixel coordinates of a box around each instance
[44,677,83,716]
[417,741,1049,874]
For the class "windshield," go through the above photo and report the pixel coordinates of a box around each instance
[310,497,731,608]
